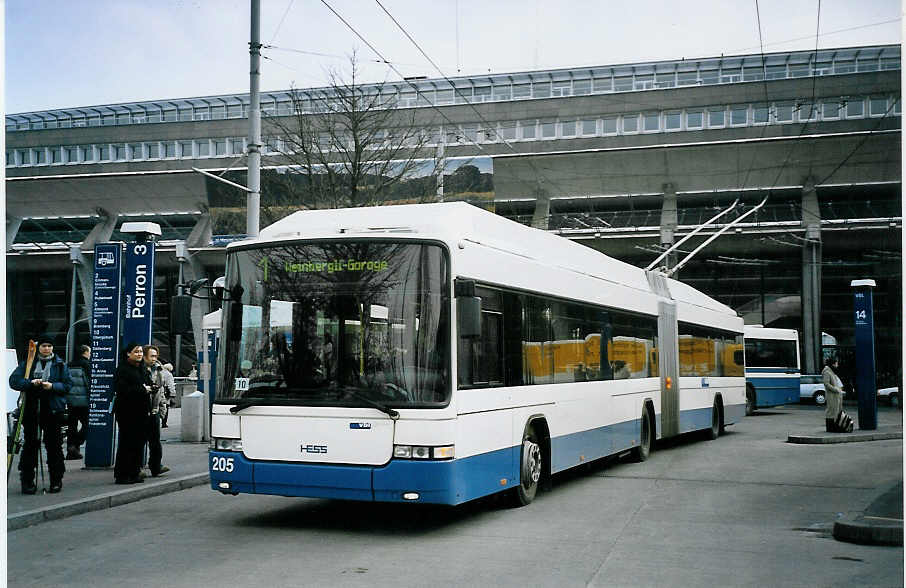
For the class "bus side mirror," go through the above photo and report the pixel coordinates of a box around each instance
[213,276,226,302]
[455,279,481,339]
[170,294,193,335]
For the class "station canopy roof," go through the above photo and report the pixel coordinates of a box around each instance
[7,169,208,249]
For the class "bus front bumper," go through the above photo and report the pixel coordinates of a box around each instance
[208,448,517,505]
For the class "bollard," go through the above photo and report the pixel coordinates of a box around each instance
[181,391,207,442]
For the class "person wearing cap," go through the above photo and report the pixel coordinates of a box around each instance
[9,334,72,494]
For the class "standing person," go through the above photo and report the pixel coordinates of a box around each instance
[142,345,170,476]
[113,343,151,484]
[822,357,846,432]
[159,363,176,428]
[65,345,92,460]
[8,334,71,494]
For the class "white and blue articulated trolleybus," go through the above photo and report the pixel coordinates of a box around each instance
[208,203,745,506]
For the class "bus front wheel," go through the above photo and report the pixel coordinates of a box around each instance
[745,387,756,416]
[512,429,542,506]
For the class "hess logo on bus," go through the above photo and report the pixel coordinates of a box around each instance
[300,443,328,454]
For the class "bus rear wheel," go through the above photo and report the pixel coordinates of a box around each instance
[632,407,652,462]
[706,399,721,440]
[512,429,542,506]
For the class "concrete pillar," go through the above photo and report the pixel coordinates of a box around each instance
[531,185,551,230]
[659,183,678,273]
[800,178,822,375]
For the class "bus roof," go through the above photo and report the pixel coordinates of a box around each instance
[240,202,738,322]
[744,325,799,340]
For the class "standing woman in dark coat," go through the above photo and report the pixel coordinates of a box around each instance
[113,343,152,484]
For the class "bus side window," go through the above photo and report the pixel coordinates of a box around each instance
[501,292,524,386]
[457,286,504,388]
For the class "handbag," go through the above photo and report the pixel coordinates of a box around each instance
[834,410,854,433]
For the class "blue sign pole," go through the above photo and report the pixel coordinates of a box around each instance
[86,243,122,468]
[123,240,156,467]
[122,241,156,345]
[851,279,878,430]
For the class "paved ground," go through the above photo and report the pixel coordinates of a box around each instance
[7,408,209,529]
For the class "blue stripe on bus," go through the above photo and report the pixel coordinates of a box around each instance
[724,402,746,424]
[372,446,517,504]
[255,460,374,501]
[549,419,639,472]
[209,404,734,504]
[746,375,800,407]
[679,406,712,432]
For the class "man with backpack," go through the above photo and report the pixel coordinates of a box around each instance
[66,345,91,460]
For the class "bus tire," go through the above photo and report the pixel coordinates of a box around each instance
[632,406,653,462]
[706,398,721,440]
[745,385,756,416]
[512,426,542,506]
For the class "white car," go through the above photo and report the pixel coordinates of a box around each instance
[877,386,901,407]
[799,375,826,405]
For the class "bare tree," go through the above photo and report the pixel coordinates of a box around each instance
[262,53,441,221]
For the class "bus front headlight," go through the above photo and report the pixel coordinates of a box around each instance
[213,438,244,451]
[393,445,454,460]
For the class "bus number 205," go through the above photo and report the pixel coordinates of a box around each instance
[212,456,235,472]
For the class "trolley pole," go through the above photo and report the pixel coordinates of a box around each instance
[247,0,261,238]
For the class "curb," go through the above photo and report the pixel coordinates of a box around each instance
[7,473,209,531]
[834,515,904,546]
[787,432,902,444]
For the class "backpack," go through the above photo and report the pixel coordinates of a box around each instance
[67,366,90,408]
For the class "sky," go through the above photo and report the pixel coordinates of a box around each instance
[4,0,903,114]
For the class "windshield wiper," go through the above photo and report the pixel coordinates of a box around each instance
[229,399,258,414]
[341,388,400,420]
[228,396,301,413]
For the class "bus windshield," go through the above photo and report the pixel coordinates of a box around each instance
[217,240,450,408]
